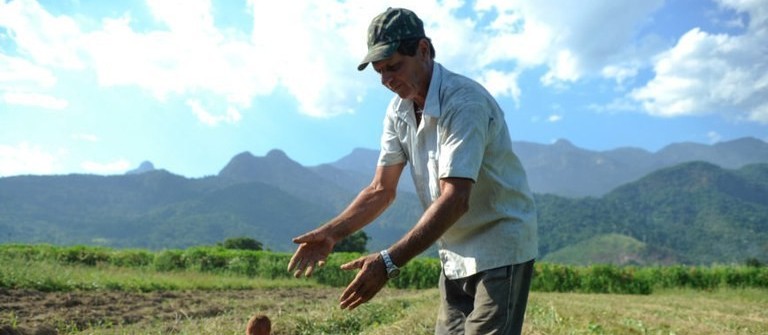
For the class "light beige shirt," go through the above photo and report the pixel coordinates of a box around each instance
[378,62,538,279]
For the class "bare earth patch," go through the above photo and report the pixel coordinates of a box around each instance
[0,287,339,334]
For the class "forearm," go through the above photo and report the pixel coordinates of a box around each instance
[321,183,397,242]
[387,179,471,267]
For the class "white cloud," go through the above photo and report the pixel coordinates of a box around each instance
[631,2,768,123]
[547,114,563,123]
[83,12,277,109]
[541,50,580,86]
[602,64,640,87]
[474,0,664,86]
[0,142,60,176]
[478,69,522,106]
[0,0,85,69]
[187,99,242,126]
[2,91,68,109]
[1,0,666,119]
[0,45,66,111]
[5,0,764,128]
[0,54,57,89]
[248,0,370,117]
[81,159,131,174]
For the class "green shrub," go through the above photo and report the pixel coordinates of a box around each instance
[110,249,154,267]
[311,253,359,287]
[153,249,186,271]
[3,244,767,293]
[219,237,263,251]
[390,257,441,289]
[532,263,580,292]
[181,247,229,272]
[56,245,111,266]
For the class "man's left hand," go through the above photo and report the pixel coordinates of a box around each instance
[338,253,389,310]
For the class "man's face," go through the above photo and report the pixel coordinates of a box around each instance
[372,46,430,101]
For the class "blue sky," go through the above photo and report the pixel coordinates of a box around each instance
[1,0,766,177]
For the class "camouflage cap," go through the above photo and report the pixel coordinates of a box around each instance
[358,7,426,71]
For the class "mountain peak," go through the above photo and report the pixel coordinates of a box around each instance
[266,149,289,160]
[218,149,303,181]
[125,161,155,175]
[231,151,256,160]
[331,148,379,172]
[553,138,576,148]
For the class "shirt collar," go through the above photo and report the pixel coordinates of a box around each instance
[423,62,442,118]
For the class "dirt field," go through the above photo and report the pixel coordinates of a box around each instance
[0,287,340,334]
[3,287,767,334]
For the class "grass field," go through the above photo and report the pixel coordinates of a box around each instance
[1,260,767,334]
[3,286,767,334]
[1,247,767,334]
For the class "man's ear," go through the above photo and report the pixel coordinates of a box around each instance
[418,39,430,58]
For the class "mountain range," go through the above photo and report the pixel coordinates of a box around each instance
[325,137,768,197]
[0,137,766,265]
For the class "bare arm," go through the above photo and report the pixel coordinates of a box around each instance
[338,177,472,310]
[318,163,405,241]
[387,177,472,267]
[288,163,405,277]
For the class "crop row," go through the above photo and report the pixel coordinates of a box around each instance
[1,244,766,294]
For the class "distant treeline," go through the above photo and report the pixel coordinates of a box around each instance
[1,244,766,295]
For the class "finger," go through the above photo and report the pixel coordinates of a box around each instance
[340,257,364,271]
[292,232,317,244]
[340,283,355,302]
[341,294,366,310]
[304,263,316,277]
[318,260,326,268]
[339,291,359,309]
[347,296,366,310]
[340,277,362,303]
[292,258,309,278]
[287,255,300,272]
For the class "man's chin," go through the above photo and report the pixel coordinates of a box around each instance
[393,90,411,100]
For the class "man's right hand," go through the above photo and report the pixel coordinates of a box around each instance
[287,230,335,278]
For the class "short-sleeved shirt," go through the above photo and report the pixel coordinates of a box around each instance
[378,62,538,279]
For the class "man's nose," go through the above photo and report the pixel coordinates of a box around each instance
[380,72,392,87]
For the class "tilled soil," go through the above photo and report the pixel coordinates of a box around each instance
[0,287,338,334]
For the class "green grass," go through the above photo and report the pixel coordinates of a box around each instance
[0,257,318,292]
[4,244,767,294]
[1,257,767,334]
[2,245,767,334]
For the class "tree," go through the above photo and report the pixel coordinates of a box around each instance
[333,231,369,253]
[219,237,263,251]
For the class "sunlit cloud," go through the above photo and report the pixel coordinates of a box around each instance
[187,99,242,126]
[2,91,68,109]
[2,0,766,126]
[631,1,768,123]
[0,142,60,176]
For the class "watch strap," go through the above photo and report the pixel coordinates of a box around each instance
[380,250,398,272]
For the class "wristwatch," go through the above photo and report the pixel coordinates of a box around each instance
[379,250,400,279]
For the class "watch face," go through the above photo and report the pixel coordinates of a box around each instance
[388,268,401,279]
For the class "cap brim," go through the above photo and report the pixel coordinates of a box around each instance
[357,42,399,71]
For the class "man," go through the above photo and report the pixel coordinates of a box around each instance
[288,7,538,335]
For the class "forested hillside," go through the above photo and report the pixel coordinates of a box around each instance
[537,162,768,264]
[1,141,766,265]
